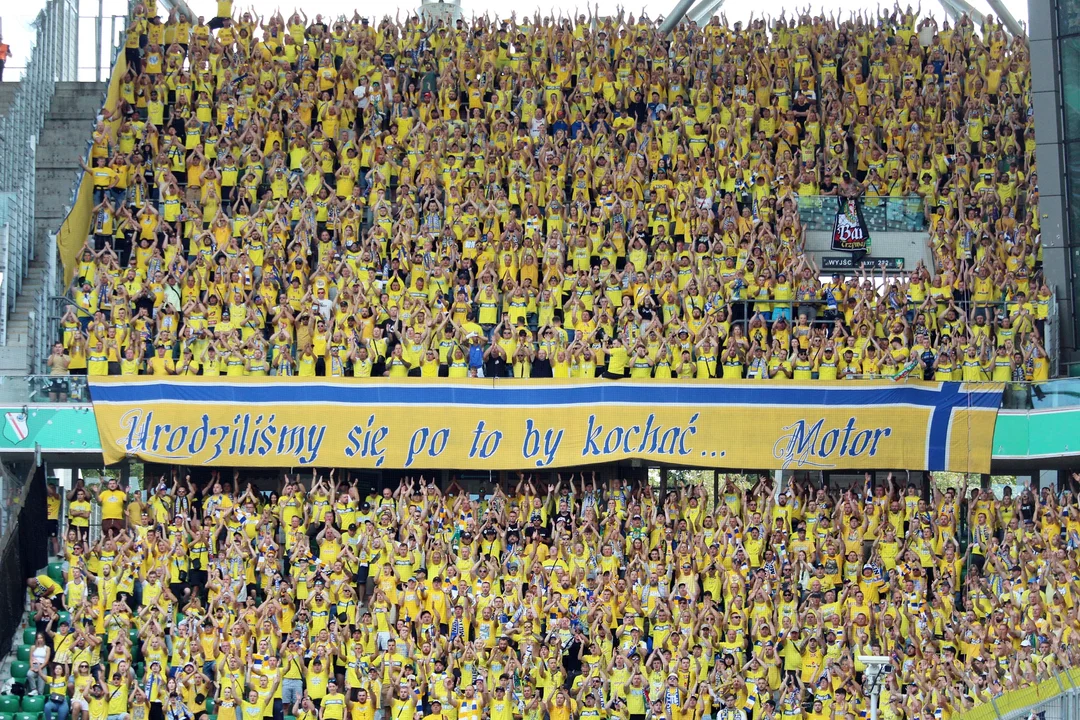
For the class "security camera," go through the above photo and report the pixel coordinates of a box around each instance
[858,655,892,668]
[858,656,893,688]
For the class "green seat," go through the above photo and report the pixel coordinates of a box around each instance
[57,611,71,626]
[15,645,30,662]
[47,562,64,585]
[206,699,216,715]
[22,628,36,646]
[128,628,139,645]
[0,697,22,714]
[0,710,15,720]
[9,662,29,681]
[20,697,44,713]
[15,713,37,720]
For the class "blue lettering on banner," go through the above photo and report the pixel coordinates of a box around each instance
[521,419,564,467]
[404,426,452,468]
[345,414,389,466]
[772,418,892,469]
[120,408,327,465]
[469,421,502,459]
[581,413,699,458]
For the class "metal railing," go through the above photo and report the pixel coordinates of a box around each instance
[30,244,60,376]
[797,195,929,233]
[955,671,1080,720]
[1001,378,1080,409]
[0,374,90,405]
[0,0,79,350]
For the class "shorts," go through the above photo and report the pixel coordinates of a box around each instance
[47,378,69,394]
[46,519,59,537]
[71,699,88,713]
[282,679,303,708]
[101,518,124,535]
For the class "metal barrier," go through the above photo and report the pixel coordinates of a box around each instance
[0,462,46,659]
[955,671,1080,720]
[797,195,928,233]
[0,0,79,349]
[0,374,90,404]
[1001,378,1080,409]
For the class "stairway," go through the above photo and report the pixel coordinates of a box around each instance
[0,82,106,375]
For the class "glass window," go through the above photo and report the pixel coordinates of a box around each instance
[1067,141,1080,231]
[1064,142,1080,341]
[1061,0,1080,37]
[1062,38,1080,141]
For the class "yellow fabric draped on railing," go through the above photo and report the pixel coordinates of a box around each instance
[55,51,128,287]
[952,669,1080,720]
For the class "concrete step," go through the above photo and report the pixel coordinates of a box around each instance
[40,119,97,141]
[48,93,106,108]
[35,175,81,196]
[34,167,83,186]
[35,144,88,163]
[54,82,109,92]
[50,87,107,99]
[0,347,32,374]
[34,226,62,249]
[48,104,108,119]
[37,208,77,224]
[42,116,98,131]
[36,159,86,174]
[36,197,79,217]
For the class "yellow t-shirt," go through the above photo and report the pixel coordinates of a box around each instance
[99,489,126,520]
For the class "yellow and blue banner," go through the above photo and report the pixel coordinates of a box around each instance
[87,378,1003,472]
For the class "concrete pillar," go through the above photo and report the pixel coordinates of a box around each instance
[984,0,1024,37]
[659,0,698,35]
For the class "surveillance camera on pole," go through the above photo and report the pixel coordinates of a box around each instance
[857,656,893,720]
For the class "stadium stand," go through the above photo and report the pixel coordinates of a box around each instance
[4,7,1077,720]
[53,1,1052,383]
[7,469,1079,720]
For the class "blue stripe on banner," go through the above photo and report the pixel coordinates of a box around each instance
[88,381,1002,410]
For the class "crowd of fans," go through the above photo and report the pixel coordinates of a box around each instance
[24,470,1080,720]
[54,1,1052,382]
